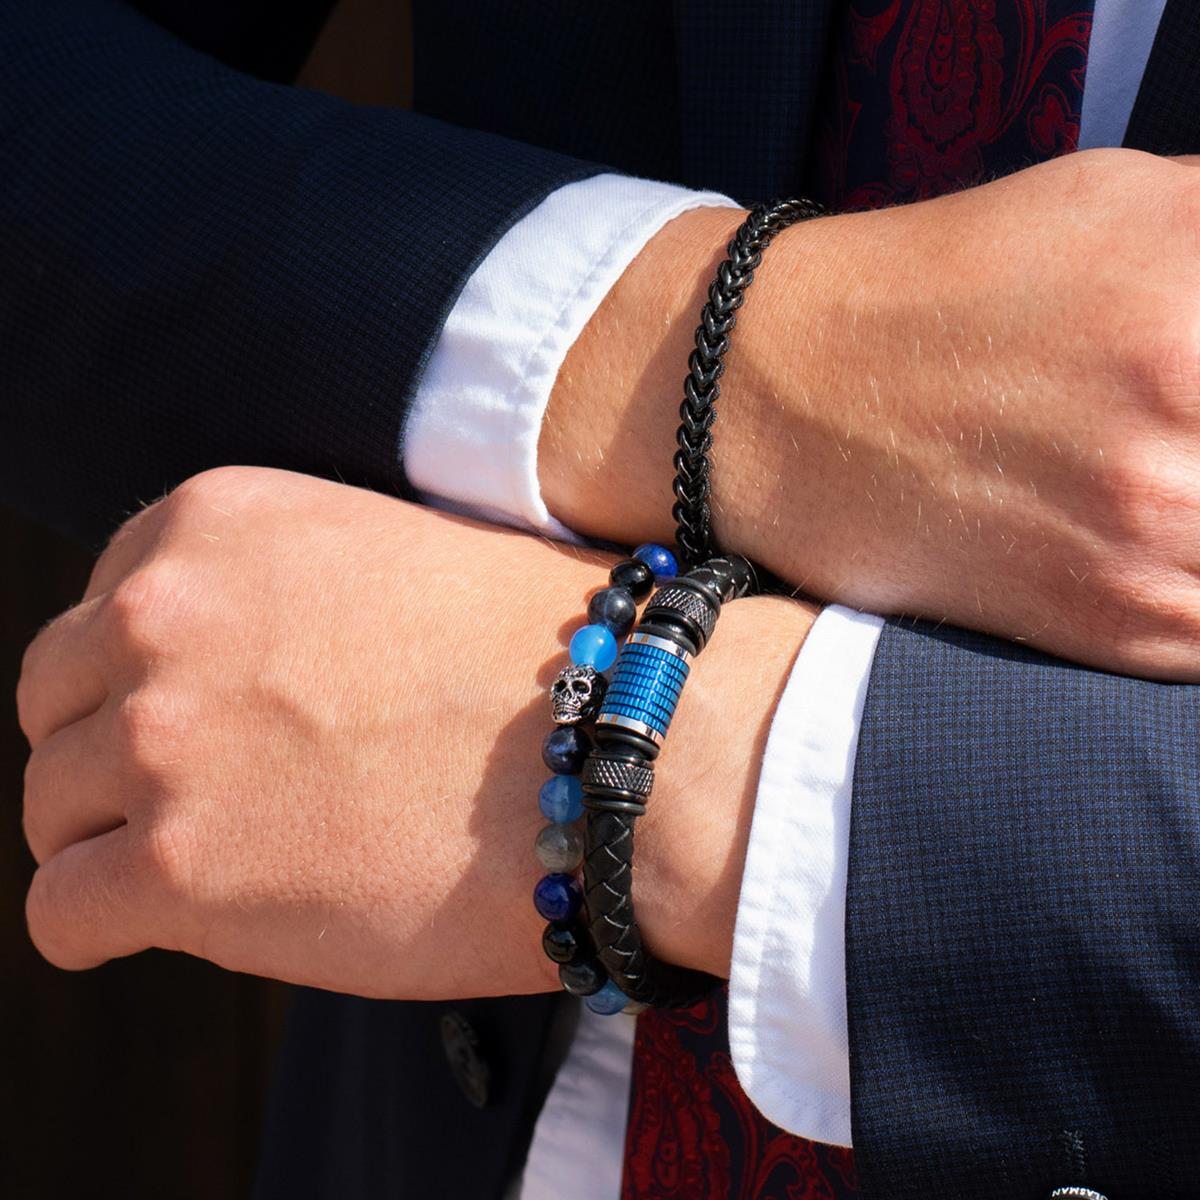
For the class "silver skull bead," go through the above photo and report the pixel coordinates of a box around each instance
[550,665,607,726]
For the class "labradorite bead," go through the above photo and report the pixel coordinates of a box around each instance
[559,958,606,997]
[633,542,678,581]
[538,774,584,822]
[587,586,637,638]
[584,978,631,1016]
[533,873,582,923]
[569,623,618,671]
[541,726,592,775]
[542,922,586,964]
[534,822,585,872]
[609,558,655,601]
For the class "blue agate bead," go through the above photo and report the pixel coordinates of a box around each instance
[538,774,584,822]
[533,873,582,923]
[633,542,678,580]
[584,978,631,1016]
[569,624,618,671]
[587,586,638,638]
[542,726,591,775]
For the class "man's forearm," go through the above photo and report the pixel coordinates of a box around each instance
[542,150,1200,681]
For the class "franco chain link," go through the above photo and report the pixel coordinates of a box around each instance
[672,197,825,570]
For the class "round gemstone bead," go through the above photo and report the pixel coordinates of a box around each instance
[569,624,618,671]
[633,542,678,581]
[609,558,655,601]
[559,958,606,997]
[538,774,584,822]
[542,726,592,775]
[584,978,631,1016]
[534,822,585,872]
[533,873,582,923]
[542,922,586,965]
[587,586,637,638]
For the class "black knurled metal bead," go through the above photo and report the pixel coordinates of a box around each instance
[609,558,655,601]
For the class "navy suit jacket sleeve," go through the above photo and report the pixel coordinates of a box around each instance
[847,618,1200,1198]
[0,0,602,546]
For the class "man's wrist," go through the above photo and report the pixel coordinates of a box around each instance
[629,594,819,979]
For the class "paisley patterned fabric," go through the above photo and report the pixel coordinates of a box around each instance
[621,989,857,1200]
[809,0,1094,210]
[622,4,1096,1196]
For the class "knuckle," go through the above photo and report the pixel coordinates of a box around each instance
[1099,442,1199,545]
[104,562,189,650]
[170,464,272,511]
[113,687,178,760]
[20,753,51,864]
[24,867,81,970]
[137,819,195,899]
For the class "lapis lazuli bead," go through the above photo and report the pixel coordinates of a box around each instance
[584,978,631,1016]
[569,624,618,671]
[539,774,584,822]
[542,726,591,775]
[533,873,582,923]
[633,542,678,580]
[587,586,638,638]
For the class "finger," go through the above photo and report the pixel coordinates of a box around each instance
[25,826,157,971]
[16,597,108,747]
[1171,155,1200,167]
[23,712,126,865]
[83,499,167,602]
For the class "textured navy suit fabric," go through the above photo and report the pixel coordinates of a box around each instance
[3,2,1199,1198]
[850,621,1200,1197]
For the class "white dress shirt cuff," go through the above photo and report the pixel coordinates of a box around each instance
[403,172,736,537]
[728,604,885,1149]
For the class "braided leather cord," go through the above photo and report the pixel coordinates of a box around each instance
[582,555,757,1009]
[584,810,720,1009]
[673,197,825,570]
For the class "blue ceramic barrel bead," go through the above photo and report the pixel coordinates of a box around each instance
[584,978,631,1016]
[538,774,584,822]
[533,873,583,923]
[633,542,678,581]
[542,726,591,775]
[569,623,618,671]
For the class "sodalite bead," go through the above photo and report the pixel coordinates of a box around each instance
[587,586,637,638]
[533,873,582,923]
[584,978,631,1016]
[609,558,655,601]
[633,542,678,581]
[535,822,585,872]
[538,774,584,822]
[569,624,618,671]
[559,959,605,997]
[542,726,592,775]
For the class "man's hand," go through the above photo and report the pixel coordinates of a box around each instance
[17,467,814,992]
[543,148,1200,679]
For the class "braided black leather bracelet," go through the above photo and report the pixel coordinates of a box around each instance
[582,553,756,1009]
[674,197,825,570]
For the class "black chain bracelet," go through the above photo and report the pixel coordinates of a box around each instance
[673,197,825,571]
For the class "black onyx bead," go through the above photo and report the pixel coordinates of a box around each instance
[559,958,607,997]
[542,922,586,965]
[609,558,654,601]
[587,586,637,637]
[542,725,592,775]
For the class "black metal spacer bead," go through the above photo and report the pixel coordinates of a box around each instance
[643,578,720,649]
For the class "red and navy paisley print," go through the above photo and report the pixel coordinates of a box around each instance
[809,0,1094,210]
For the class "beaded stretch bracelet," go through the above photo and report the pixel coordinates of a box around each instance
[582,553,756,1010]
[533,542,679,1016]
